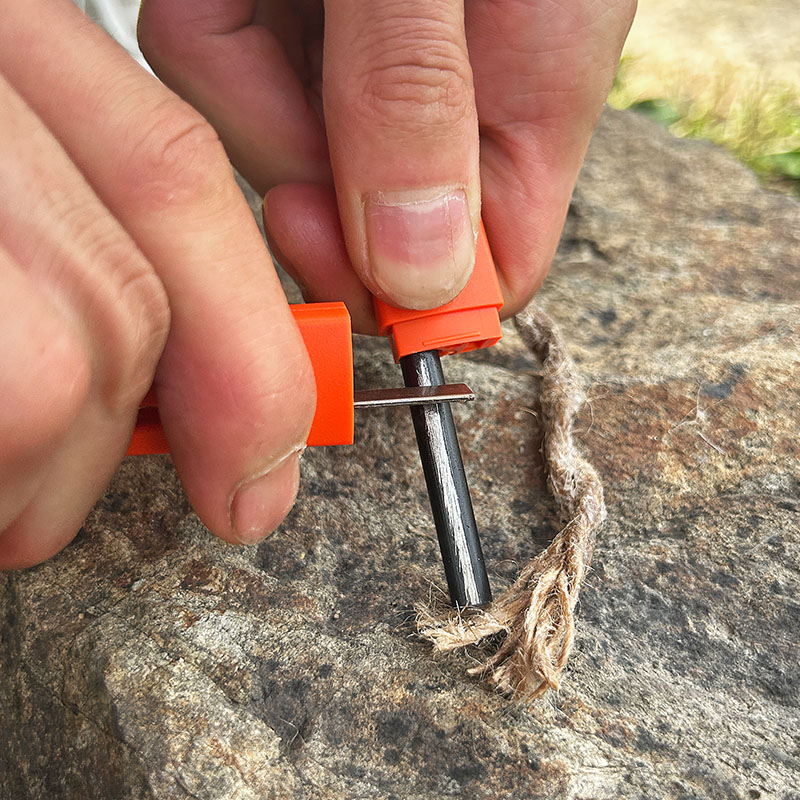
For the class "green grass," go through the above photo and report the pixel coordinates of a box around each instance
[608,55,800,196]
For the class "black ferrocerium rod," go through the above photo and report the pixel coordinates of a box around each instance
[400,350,492,608]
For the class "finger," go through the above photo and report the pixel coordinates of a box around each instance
[0,245,90,539]
[263,183,378,332]
[323,0,481,310]
[0,76,167,568]
[137,0,330,193]
[1,0,316,545]
[139,0,373,325]
[466,0,637,315]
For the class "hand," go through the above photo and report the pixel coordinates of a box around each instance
[0,0,316,568]
[138,0,636,329]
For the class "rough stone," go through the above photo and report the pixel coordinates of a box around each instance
[2,108,798,799]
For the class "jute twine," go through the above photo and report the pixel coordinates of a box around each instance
[417,304,606,698]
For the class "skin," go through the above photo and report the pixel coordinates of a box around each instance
[0,0,635,568]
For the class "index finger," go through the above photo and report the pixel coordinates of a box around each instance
[0,0,317,543]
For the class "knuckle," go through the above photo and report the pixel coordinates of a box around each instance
[54,203,170,410]
[355,24,472,131]
[122,99,230,208]
[107,264,171,410]
[41,329,92,424]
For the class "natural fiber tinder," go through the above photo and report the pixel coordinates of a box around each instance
[417,304,606,698]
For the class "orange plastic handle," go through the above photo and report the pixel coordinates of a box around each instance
[373,221,504,361]
[127,302,354,455]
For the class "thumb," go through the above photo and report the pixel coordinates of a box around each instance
[323,0,480,311]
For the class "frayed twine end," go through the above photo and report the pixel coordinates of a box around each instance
[416,304,606,699]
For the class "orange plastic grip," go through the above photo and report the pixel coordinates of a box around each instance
[292,302,354,447]
[373,221,504,361]
[126,302,354,456]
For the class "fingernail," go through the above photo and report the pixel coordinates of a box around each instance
[364,187,476,310]
[230,449,303,544]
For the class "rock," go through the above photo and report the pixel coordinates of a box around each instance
[2,108,798,799]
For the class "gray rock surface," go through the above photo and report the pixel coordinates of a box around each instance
[2,108,799,799]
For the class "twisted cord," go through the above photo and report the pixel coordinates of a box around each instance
[418,304,605,698]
